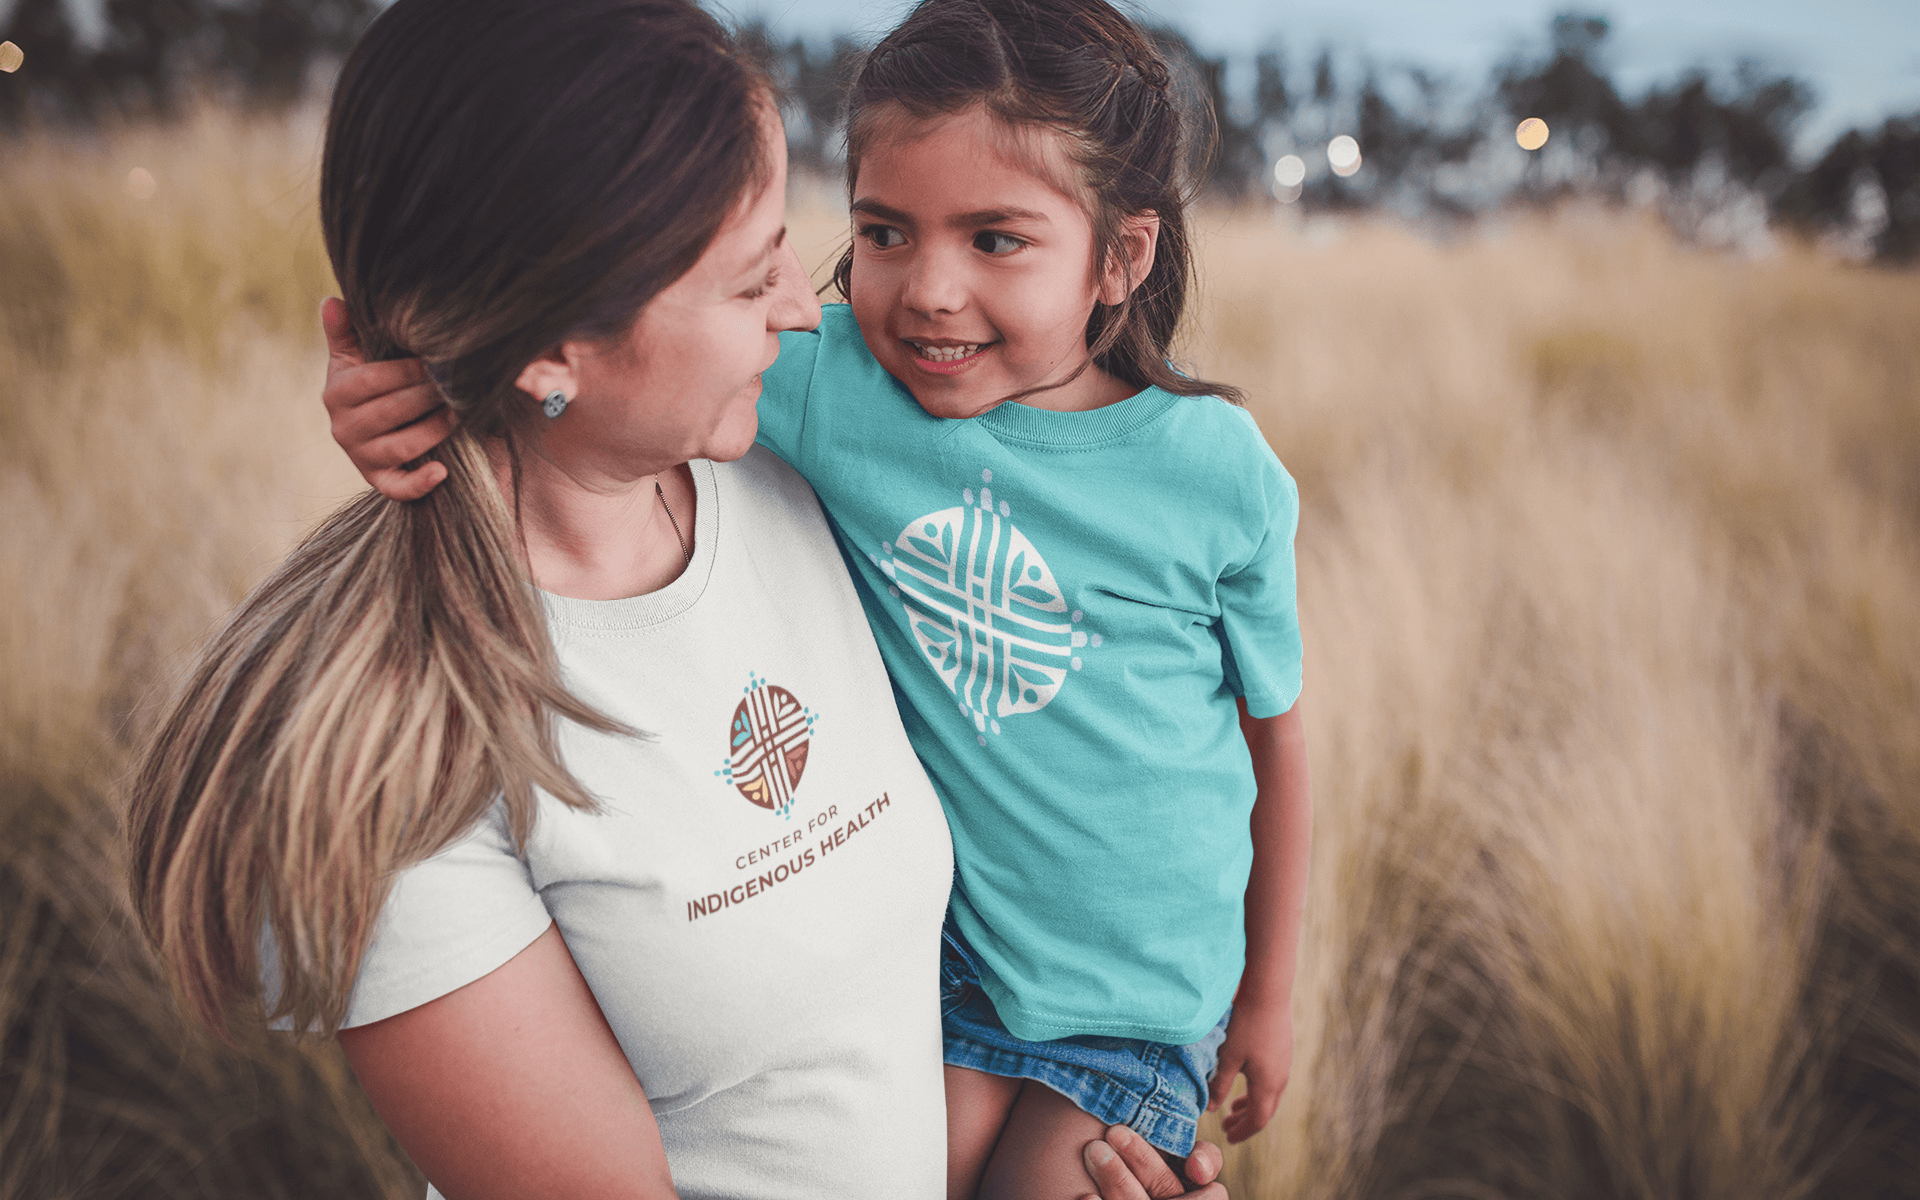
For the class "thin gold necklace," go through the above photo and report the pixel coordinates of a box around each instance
[655,477,691,564]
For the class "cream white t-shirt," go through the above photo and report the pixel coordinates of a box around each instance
[342,449,952,1200]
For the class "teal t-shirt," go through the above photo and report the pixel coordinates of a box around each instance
[757,305,1302,1044]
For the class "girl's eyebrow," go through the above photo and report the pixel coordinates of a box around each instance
[951,206,1050,227]
[851,199,1050,228]
[851,198,911,224]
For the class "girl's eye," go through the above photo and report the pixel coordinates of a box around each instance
[859,224,907,249]
[973,231,1024,255]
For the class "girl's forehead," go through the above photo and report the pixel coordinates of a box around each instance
[856,102,1090,208]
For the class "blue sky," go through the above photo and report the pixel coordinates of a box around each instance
[717,0,1920,156]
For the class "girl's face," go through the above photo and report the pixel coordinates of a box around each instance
[848,105,1143,419]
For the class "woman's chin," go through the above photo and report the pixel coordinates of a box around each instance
[701,413,762,463]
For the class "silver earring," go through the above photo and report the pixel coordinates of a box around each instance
[542,390,569,419]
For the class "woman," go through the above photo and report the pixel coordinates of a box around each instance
[127,0,1227,1196]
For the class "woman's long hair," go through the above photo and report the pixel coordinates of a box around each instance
[125,0,770,1038]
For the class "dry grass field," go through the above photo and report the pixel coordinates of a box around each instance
[3,109,1917,1199]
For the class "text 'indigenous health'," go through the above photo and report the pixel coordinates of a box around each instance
[687,793,894,921]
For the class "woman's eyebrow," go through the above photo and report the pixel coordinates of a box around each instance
[736,226,787,282]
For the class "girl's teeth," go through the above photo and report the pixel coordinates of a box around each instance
[915,343,982,363]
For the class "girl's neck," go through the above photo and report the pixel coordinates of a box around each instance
[1007,359,1139,414]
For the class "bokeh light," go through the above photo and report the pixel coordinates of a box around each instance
[1516,117,1550,151]
[0,41,24,73]
[125,167,157,200]
[1273,154,1307,189]
[1328,135,1362,178]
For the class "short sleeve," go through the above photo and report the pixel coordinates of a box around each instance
[1216,454,1303,720]
[339,811,553,1028]
[755,327,823,469]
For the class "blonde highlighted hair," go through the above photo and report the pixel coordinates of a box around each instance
[125,0,770,1037]
[127,438,619,1033]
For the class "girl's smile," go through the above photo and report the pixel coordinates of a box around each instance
[908,339,995,372]
[848,104,1143,418]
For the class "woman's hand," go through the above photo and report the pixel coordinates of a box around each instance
[1079,1127,1230,1200]
[1206,999,1294,1143]
[320,297,457,500]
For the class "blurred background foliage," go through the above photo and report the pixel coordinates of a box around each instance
[3,2,1918,259]
[0,0,375,117]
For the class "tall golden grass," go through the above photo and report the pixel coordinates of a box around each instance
[3,110,1916,1198]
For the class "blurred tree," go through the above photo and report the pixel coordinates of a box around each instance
[92,0,215,116]
[1776,113,1920,261]
[1147,25,1262,199]
[1311,48,1336,107]
[735,21,867,177]
[216,0,382,105]
[1356,75,1419,184]
[1628,64,1810,192]
[0,0,99,122]
[0,0,377,125]
[1495,13,1631,162]
[1254,49,1290,125]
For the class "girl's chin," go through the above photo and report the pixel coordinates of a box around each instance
[903,384,1009,421]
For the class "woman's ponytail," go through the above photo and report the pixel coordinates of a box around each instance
[127,431,622,1036]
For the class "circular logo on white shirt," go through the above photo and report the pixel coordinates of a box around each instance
[718,673,814,817]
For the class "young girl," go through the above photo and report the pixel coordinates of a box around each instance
[331,0,1310,1193]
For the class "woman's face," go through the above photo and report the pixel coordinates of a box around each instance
[519,109,820,481]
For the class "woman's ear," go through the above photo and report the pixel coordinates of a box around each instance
[514,344,583,413]
[1098,211,1161,307]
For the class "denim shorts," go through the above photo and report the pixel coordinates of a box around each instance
[940,916,1230,1158]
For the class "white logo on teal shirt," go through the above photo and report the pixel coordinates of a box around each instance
[874,469,1100,746]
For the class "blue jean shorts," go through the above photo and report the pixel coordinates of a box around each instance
[940,916,1230,1158]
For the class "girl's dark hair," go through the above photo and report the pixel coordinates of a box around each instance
[833,0,1243,404]
[128,0,770,1037]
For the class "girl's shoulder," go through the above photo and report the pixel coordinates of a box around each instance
[1143,391,1298,529]
[772,304,893,389]
[804,303,866,355]
[1149,388,1289,467]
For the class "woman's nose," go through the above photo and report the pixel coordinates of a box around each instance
[769,240,822,333]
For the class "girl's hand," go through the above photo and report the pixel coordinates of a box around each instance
[320,297,457,500]
[1206,999,1294,1143]
[1079,1126,1229,1200]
